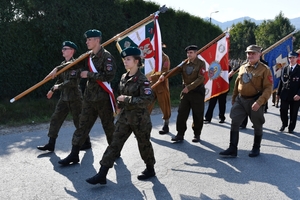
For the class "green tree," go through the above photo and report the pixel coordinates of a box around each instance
[255,12,295,50]
[229,20,257,60]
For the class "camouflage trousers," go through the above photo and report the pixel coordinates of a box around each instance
[71,98,115,146]
[100,114,155,168]
[48,98,82,138]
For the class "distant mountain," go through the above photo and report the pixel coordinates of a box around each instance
[206,16,300,31]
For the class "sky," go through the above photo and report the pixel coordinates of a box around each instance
[144,0,300,22]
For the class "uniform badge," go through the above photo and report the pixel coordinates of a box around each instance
[70,70,77,76]
[107,58,112,62]
[268,75,273,83]
[144,88,152,95]
[186,66,193,75]
[144,81,150,86]
[106,64,113,71]
[242,72,252,83]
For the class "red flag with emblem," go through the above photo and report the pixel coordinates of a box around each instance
[198,33,230,101]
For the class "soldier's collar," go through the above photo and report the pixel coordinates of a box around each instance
[246,62,259,68]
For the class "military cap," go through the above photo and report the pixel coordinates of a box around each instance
[288,51,299,57]
[245,45,262,53]
[185,45,198,52]
[84,29,102,38]
[62,41,77,51]
[120,46,141,58]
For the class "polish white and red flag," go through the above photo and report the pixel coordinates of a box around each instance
[116,14,162,76]
[198,33,230,101]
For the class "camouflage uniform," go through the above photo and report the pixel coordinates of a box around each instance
[48,58,82,139]
[163,57,206,138]
[100,70,155,168]
[57,47,117,146]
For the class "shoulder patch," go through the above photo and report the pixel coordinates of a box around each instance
[106,64,113,71]
[268,75,273,83]
[144,88,152,95]
[70,70,77,76]
[200,68,206,76]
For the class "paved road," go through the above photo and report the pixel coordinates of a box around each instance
[1,98,300,200]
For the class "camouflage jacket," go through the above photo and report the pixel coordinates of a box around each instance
[54,58,82,101]
[117,70,154,124]
[57,46,117,101]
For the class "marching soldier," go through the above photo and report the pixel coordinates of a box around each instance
[86,47,156,185]
[46,29,117,165]
[148,50,171,134]
[277,51,300,133]
[159,45,206,142]
[37,41,82,152]
[219,45,273,158]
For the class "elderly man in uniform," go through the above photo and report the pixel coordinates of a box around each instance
[37,41,82,152]
[277,51,300,133]
[148,50,171,134]
[46,29,117,165]
[219,45,273,158]
[159,45,206,142]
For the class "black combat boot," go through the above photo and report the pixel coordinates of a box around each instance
[219,131,239,157]
[58,145,80,165]
[80,136,92,151]
[137,165,156,180]
[159,124,169,134]
[86,165,109,185]
[249,135,262,157]
[37,137,56,152]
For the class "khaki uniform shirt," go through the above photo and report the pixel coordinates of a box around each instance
[164,57,206,91]
[233,61,273,105]
[150,52,170,92]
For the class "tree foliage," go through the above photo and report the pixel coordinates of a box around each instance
[0,0,298,101]
[0,0,221,101]
[255,12,295,49]
[229,20,257,60]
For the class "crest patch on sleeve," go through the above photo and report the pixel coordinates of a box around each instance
[106,64,113,71]
[268,75,273,83]
[200,68,206,76]
[144,88,152,95]
[70,70,77,76]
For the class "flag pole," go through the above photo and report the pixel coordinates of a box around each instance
[151,31,228,89]
[10,5,168,103]
[262,29,298,57]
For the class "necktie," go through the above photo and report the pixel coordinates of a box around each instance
[291,67,293,71]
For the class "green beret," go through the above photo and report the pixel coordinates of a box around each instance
[121,47,141,58]
[84,29,102,38]
[62,41,77,51]
[185,45,198,51]
[245,45,262,53]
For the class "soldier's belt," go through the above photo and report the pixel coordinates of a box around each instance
[239,93,260,99]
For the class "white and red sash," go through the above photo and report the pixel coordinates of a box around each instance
[88,57,116,114]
